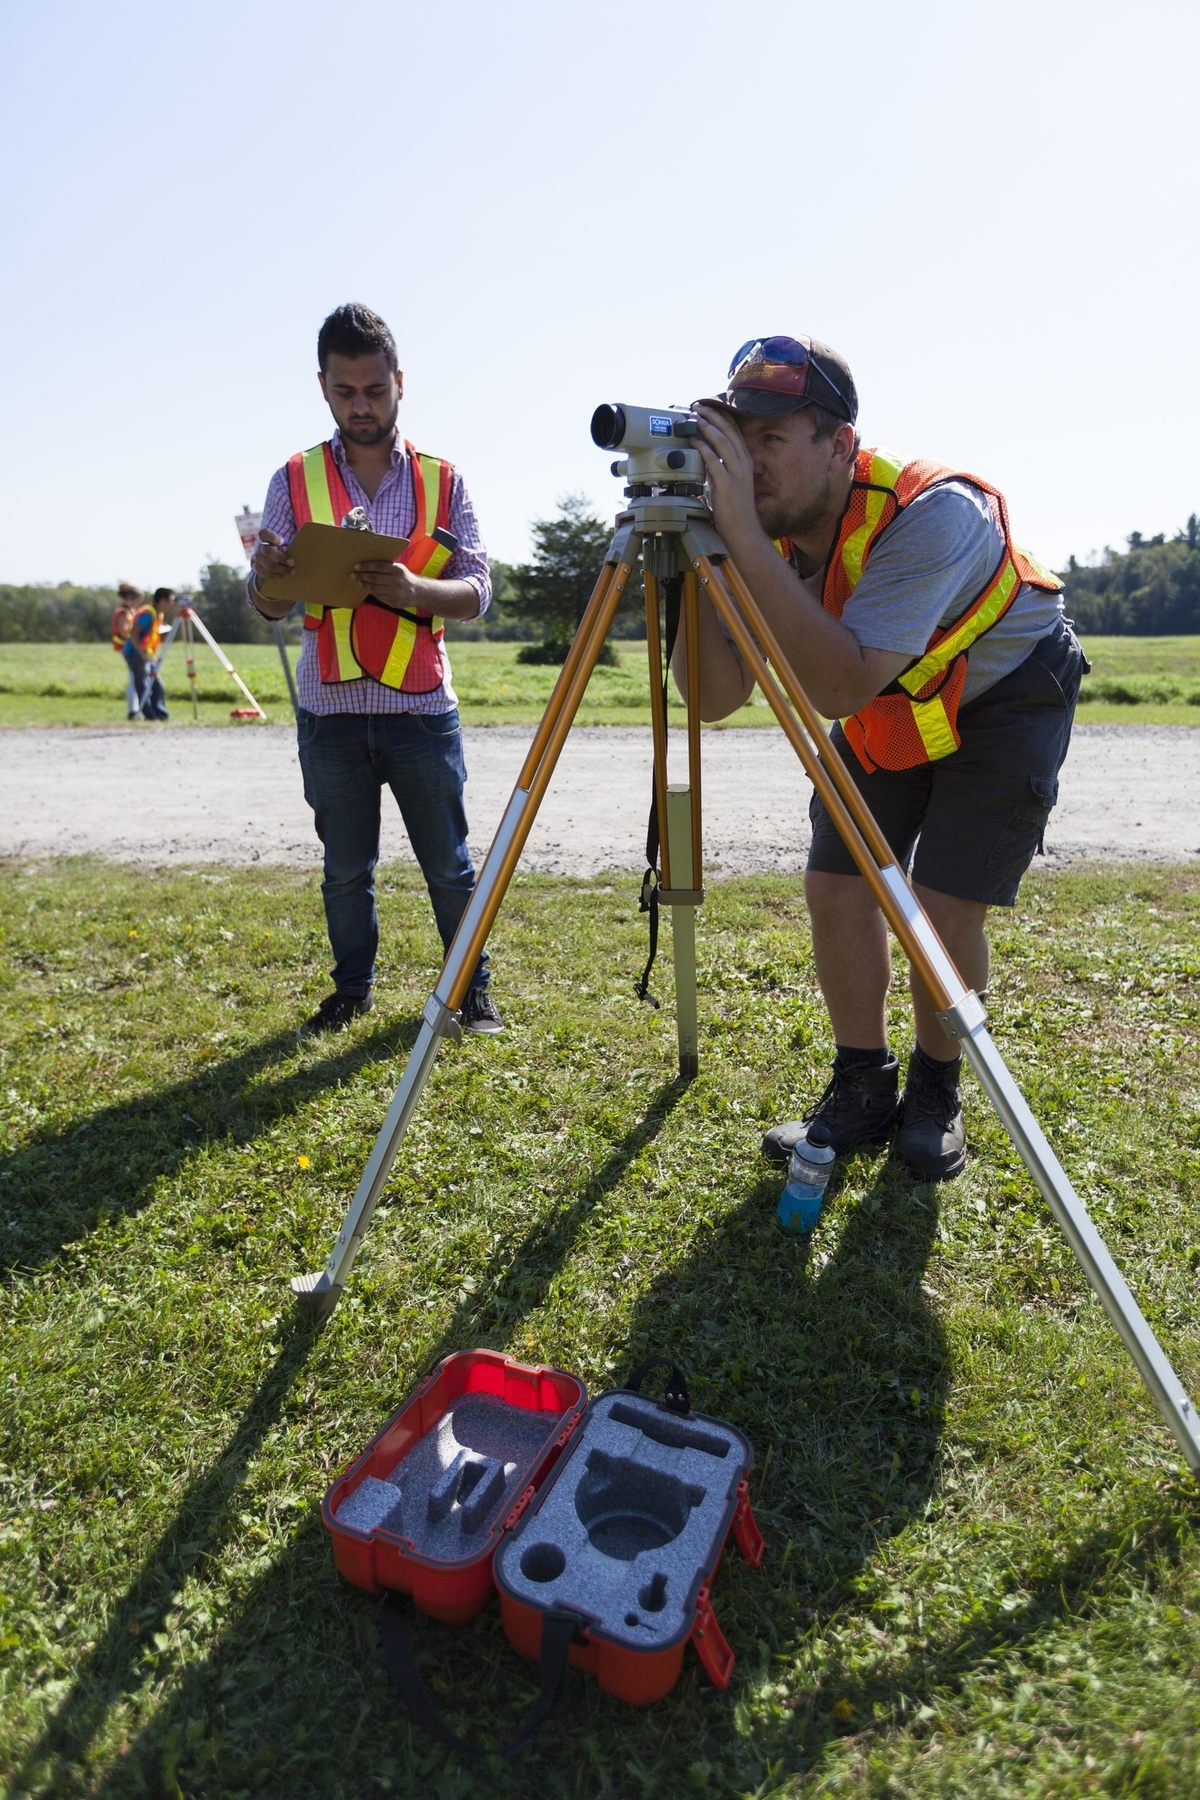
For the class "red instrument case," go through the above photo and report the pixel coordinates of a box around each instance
[322,1348,586,1625]
[322,1352,763,1751]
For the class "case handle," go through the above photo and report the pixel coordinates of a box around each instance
[378,1594,581,1762]
[623,1355,691,1416]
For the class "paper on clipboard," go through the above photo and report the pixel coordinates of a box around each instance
[255,521,410,609]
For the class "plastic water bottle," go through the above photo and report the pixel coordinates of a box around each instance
[776,1123,835,1234]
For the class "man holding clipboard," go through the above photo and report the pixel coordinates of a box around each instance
[249,302,503,1039]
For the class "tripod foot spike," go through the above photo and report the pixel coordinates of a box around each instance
[291,1270,344,1322]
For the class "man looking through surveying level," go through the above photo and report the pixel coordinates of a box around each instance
[249,301,503,1041]
[676,334,1086,1181]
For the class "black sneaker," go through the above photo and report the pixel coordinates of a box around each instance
[298,992,373,1040]
[892,1050,966,1180]
[761,1054,901,1164]
[461,987,505,1034]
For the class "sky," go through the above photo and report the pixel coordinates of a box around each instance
[1,0,1196,594]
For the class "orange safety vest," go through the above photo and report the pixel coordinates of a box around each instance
[128,603,161,657]
[286,440,457,691]
[111,603,134,652]
[778,449,1062,772]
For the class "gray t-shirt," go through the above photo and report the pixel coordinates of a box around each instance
[797,478,1065,705]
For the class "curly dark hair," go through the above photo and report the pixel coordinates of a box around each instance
[317,303,398,372]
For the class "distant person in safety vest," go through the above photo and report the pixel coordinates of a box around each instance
[248,301,503,1041]
[112,581,143,718]
[122,585,173,721]
[677,333,1087,1181]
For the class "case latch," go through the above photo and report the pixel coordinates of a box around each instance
[691,1584,735,1689]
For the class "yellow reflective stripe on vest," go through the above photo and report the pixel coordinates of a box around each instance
[840,451,904,590]
[416,454,439,537]
[310,605,355,679]
[840,486,888,591]
[909,695,958,761]
[372,614,419,688]
[898,557,1019,696]
[302,446,337,525]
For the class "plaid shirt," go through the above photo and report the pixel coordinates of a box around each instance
[249,429,491,714]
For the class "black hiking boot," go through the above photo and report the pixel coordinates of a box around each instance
[761,1054,901,1165]
[892,1049,966,1181]
[298,992,373,1040]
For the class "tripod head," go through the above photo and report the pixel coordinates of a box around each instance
[591,402,705,491]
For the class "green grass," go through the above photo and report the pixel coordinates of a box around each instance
[2,635,1199,729]
[1,857,1198,1797]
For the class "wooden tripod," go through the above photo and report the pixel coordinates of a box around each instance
[290,482,1200,1475]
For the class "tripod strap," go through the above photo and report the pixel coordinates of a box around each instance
[634,576,683,1008]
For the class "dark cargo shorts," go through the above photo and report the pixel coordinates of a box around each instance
[807,620,1087,906]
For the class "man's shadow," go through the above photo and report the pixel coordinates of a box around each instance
[618,1153,949,1642]
[0,1014,425,1285]
[25,1124,1196,1795]
[13,1077,691,1794]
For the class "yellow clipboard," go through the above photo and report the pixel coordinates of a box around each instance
[256,522,410,609]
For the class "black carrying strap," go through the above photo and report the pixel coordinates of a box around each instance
[378,1592,579,1762]
[634,575,684,1008]
[624,1355,691,1416]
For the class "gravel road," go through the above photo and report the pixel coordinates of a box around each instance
[1,724,1197,876]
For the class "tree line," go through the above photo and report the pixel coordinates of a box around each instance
[4,501,1199,647]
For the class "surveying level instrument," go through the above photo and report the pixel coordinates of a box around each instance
[291,401,1200,1478]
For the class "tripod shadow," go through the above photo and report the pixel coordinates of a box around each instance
[18,1079,690,1794]
[621,1154,949,1607]
[0,1013,426,1285]
[613,1163,1195,1781]
[8,1319,320,1797]
[381,1073,693,1348]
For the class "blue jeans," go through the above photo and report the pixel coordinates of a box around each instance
[123,642,168,719]
[296,707,488,1000]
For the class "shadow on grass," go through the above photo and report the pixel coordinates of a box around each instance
[14,1080,691,1796]
[0,1013,426,1285]
[8,1319,321,1799]
[25,1113,1198,1797]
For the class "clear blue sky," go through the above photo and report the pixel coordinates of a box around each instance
[2,0,1195,592]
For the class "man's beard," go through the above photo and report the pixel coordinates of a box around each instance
[756,468,835,542]
[343,402,399,446]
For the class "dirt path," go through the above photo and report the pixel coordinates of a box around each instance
[2,724,1197,876]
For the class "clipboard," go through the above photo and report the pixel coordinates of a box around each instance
[256,522,410,609]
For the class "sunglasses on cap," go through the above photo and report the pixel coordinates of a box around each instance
[725,336,854,420]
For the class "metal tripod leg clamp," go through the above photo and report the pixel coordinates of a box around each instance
[936,991,988,1042]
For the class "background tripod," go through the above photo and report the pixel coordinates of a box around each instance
[290,434,1200,1475]
[159,604,267,720]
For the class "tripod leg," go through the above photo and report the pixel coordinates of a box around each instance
[186,617,200,723]
[291,555,634,1318]
[665,784,699,1077]
[185,607,267,718]
[643,567,704,1076]
[696,549,1200,1472]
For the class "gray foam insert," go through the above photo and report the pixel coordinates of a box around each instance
[495,1393,749,1649]
[334,1395,563,1560]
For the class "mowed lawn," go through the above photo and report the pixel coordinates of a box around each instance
[2,635,1200,728]
[1,856,1198,1798]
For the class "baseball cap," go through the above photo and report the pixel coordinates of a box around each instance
[716,335,858,425]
